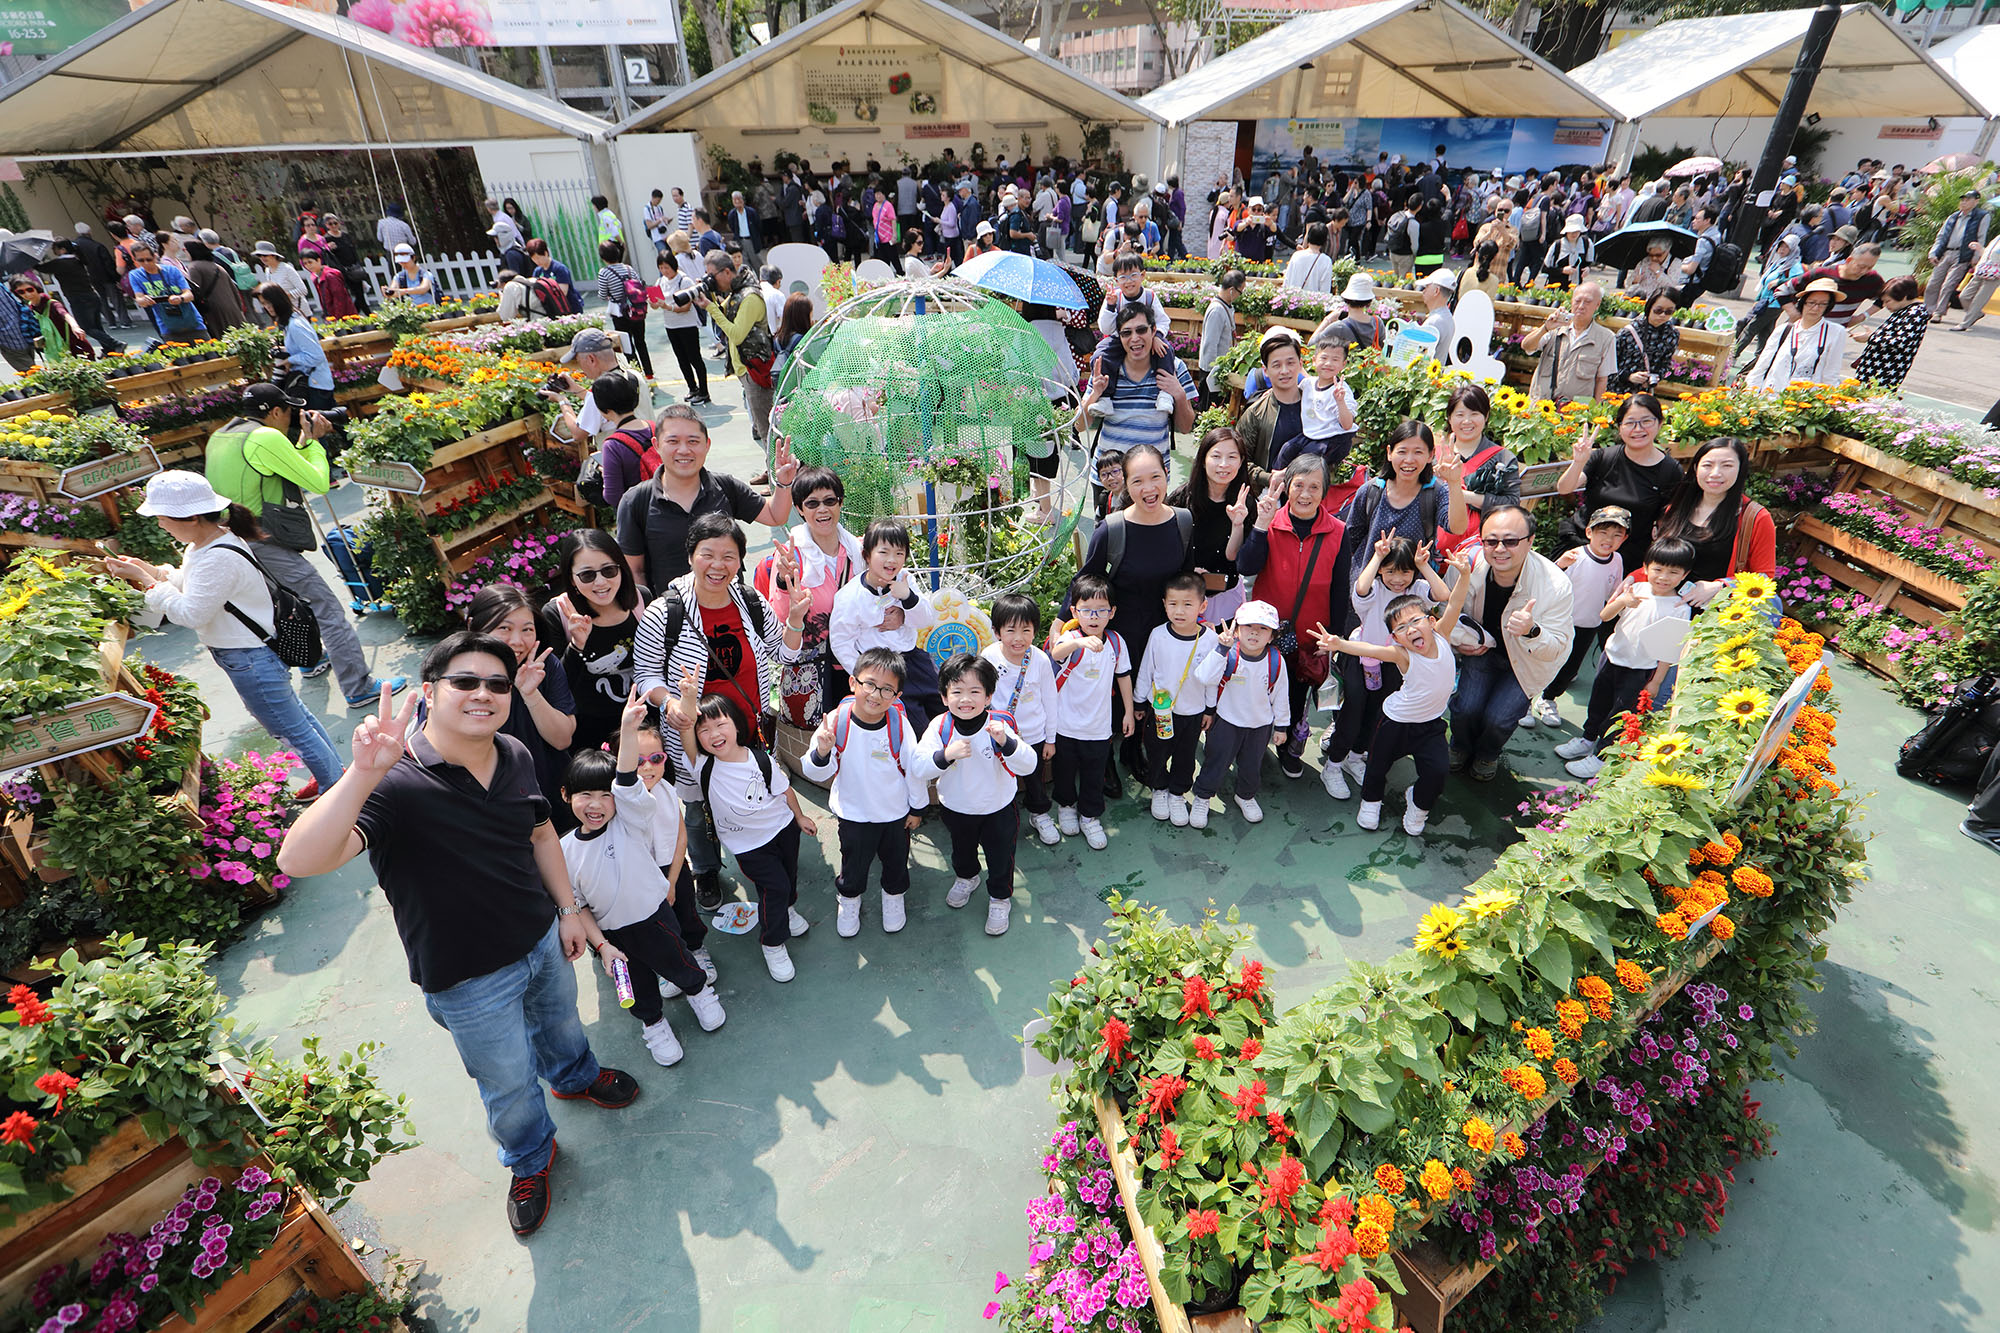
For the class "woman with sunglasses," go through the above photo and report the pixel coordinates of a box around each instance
[546,530,647,754]
[759,466,860,725]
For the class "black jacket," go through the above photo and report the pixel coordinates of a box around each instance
[75,235,120,286]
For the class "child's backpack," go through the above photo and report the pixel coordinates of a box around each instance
[832,698,907,775]
[1218,647,1282,694]
[605,423,662,484]
[1051,627,1124,690]
[698,745,776,808]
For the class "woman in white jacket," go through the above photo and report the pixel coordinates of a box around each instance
[657,231,709,404]
[1747,277,1848,390]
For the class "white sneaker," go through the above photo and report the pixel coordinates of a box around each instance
[836,895,860,938]
[1403,798,1429,837]
[1554,736,1596,762]
[762,943,796,982]
[1357,800,1382,831]
[1517,700,1539,730]
[1169,796,1190,827]
[658,976,684,999]
[1032,812,1061,845]
[1057,805,1080,836]
[1080,817,1108,850]
[1531,697,1564,728]
[946,876,978,908]
[1321,761,1352,799]
[1188,797,1210,829]
[787,906,811,937]
[686,986,727,1032]
[1565,753,1606,779]
[691,947,717,985]
[882,891,907,933]
[1151,790,1172,821]
[1342,753,1368,784]
[1235,796,1264,824]
[986,898,1012,935]
[642,1017,684,1066]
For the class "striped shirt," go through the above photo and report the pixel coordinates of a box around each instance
[1094,358,1197,457]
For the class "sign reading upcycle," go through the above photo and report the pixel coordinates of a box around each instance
[802,45,944,126]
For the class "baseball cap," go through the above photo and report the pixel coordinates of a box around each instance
[1417,268,1457,292]
[1586,505,1632,530]
[1236,600,1280,630]
[241,382,305,414]
[561,328,617,363]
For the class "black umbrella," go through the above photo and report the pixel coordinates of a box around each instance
[1590,221,1699,274]
[0,230,56,276]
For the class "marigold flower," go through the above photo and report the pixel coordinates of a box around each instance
[1732,866,1775,898]
[1502,1065,1548,1101]
[7,984,51,1026]
[0,1110,36,1151]
[1501,1132,1527,1160]
[1698,840,1733,865]
[1452,1166,1476,1193]
[1419,1159,1454,1202]
[1353,1220,1391,1259]
[1554,1058,1582,1085]
[1187,1208,1220,1238]
[1710,914,1737,941]
[1555,1000,1588,1040]
[1462,1116,1496,1153]
[1374,1162,1407,1195]
[1657,911,1690,941]
[1357,1193,1398,1232]
[1615,959,1650,994]
[1524,1027,1555,1060]
[1722,832,1743,858]
[1576,976,1612,1003]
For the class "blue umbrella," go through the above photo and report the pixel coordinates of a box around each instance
[951,249,1087,310]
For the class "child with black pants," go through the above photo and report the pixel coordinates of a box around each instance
[635,715,716,993]
[1321,533,1449,799]
[801,647,921,938]
[562,690,727,1069]
[1190,599,1290,828]
[675,686,819,983]
[1047,573,1133,851]
[1313,549,1472,837]
[1534,506,1630,727]
[1132,573,1218,825]
[982,593,1060,846]
[1557,538,1695,780]
[910,654,1039,936]
[830,520,943,736]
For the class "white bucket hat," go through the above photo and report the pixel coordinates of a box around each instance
[1341,272,1377,303]
[135,470,231,518]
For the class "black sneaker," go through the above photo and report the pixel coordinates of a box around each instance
[695,872,722,913]
[1448,749,1470,773]
[507,1141,556,1235]
[1278,750,1305,780]
[552,1067,640,1109]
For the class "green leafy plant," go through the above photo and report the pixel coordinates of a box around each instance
[0,556,144,719]
[246,1037,418,1209]
[354,502,452,635]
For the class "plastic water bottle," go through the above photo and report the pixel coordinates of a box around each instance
[1151,685,1175,739]
[610,956,635,1008]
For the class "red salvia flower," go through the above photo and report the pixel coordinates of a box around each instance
[1179,974,1214,1022]
[1159,1127,1184,1168]
[1229,1078,1268,1121]
[33,1071,78,1114]
[7,985,50,1026]
[1229,959,1268,1002]
[1298,1222,1358,1271]
[1187,1208,1220,1238]
[1,1110,37,1152]
[1098,1017,1131,1067]
[1142,1074,1189,1125]
[1266,1112,1294,1143]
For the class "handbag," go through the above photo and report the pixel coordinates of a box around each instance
[217,543,323,668]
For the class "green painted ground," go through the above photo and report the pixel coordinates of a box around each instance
[141,338,1995,1333]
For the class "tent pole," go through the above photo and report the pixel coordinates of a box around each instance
[1724,2,1838,295]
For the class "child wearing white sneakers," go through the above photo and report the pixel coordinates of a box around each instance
[910,654,1038,935]
[802,647,921,938]
[1530,506,1629,729]
[1047,572,1133,850]
[1556,536,1695,780]
[982,593,1060,846]
[634,714,717,996]
[1321,533,1450,800]
[830,520,942,736]
[562,689,726,1068]
[1312,549,1473,836]
[1133,573,1218,825]
[1189,599,1289,827]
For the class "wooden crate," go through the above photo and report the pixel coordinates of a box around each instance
[0,392,74,420]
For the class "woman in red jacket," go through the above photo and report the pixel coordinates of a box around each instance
[1236,453,1345,777]
[1653,437,1776,606]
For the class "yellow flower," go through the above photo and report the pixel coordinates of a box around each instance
[1717,631,1757,652]
[1639,731,1694,765]
[1730,572,1777,605]
[1714,604,1753,626]
[1718,687,1772,728]
[1414,904,1466,960]
[1715,648,1759,675]
[1642,769,1704,792]
[1461,886,1520,921]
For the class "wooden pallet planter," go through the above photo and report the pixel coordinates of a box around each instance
[1821,433,2000,553]
[1791,516,1969,629]
[0,391,73,420]
[0,531,109,556]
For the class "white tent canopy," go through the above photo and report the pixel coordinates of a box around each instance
[1930,24,2000,120]
[1569,4,1981,123]
[612,0,1157,135]
[0,0,609,160]
[1137,0,1619,126]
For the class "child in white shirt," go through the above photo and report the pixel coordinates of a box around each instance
[1313,549,1473,837]
[1274,337,1358,471]
[562,691,726,1068]
[1133,573,1218,826]
[801,647,921,938]
[1557,536,1696,779]
[635,716,716,994]
[1534,506,1630,727]
[1046,572,1134,850]
[674,687,819,983]
[830,520,941,735]
[909,654,1039,936]
[1322,534,1450,799]
[982,593,1061,846]
[1189,599,1290,827]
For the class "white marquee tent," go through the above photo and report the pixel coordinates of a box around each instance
[1930,24,2000,140]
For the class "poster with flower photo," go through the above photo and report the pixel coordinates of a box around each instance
[266,0,677,49]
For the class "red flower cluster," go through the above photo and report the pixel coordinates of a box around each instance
[1098,1017,1131,1067]
[1229,1078,1268,1121]
[1192,1036,1218,1061]
[1187,1208,1220,1238]
[1179,974,1213,1022]
[0,1110,37,1151]
[7,984,50,1026]
[1332,1277,1383,1332]
[1258,1154,1305,1219]
[1229,959,1268,1002]
[33,1070,78,1114]
[1138,1073,1188,1127]
[1298,1221,1357,1271]
[1318,1194,1356,1227]
[1241,1037,1264,1062]
[1159,1127,1184,1168]
[1266,1112,1294,1144]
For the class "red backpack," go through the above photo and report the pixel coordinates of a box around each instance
[605,423,661,481]
[531,275,575,316]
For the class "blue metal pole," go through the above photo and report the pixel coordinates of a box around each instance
[916,292,941,591]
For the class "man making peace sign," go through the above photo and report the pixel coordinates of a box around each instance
[1446,504,1573,783]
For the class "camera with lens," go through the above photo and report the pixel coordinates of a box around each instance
[319,406,350,427]
[698,273,720,297]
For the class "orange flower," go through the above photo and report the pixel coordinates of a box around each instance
[1353,1220,1390,1259]
[1555,999,1588,1040]
[1732,866,1774,899]
[1419,1159,1454,1202]
[1614,959,1649,994]
[1657,911,1689,941]
[1502,1065,1548,1101]
[1694,870,1727,894]
[1698,840,1734,865]
[1501,1132,1527,1160]
[1462,1117,1496,1153]
[1710,914,1737,941]
[1357,1193,1398,1232]
[1576,976,1612,1004]
[1452,1166,1476,1193]
[1553,1058,1581,1085]
[1524,1027,1555,1060]
[1374,1163,1407,1195]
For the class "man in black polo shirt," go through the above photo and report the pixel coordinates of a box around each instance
[278,632,639,1237]
[616,403,797,590]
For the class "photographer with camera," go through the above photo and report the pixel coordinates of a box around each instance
[542,328,630,449]
[699,250,778,465]
[206,383,409,712]
[657,232,709,405]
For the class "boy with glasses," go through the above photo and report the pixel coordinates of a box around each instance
[802,648,922,937]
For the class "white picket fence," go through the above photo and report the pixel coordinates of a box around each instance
[360,251,504,301]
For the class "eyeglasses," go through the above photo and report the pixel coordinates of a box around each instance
[800,495,840,511]
[637,751,667,766]
[854,679,900,698]
[1119,327,1152,338]
[439,673,512,694]
[574,566,620,584]
[1480,535,1528,550]
[1075,606,1113,618]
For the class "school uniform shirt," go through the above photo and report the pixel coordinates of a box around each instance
[1564,549,1625,630]
[1382,643,1456,725]
[1051,632,1132,741]
[1603,585,1691,671]
[910,712,1037,816]
[1352,581,1437,649]
[1193,645,1291,731]
[828,576,938,671]
[703,752,796,854]
[800,704,918,822]
[982,644,1059,746]
[644,776,684,869]
[1133,625,1219,718]
[560,776,671,932]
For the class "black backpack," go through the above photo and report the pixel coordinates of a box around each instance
[217,543,324,669]
[1703,240,1747,293]
[1897,674,2000,787]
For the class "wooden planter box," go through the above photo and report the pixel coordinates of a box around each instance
[108,357,246,405]
[1791,515,1968,626]
[0,531,109,556]
[0,392,74,420]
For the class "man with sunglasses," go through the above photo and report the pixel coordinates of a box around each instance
[617,403,796,592]
[278,632,640,1238]
[1446,504,1573,782]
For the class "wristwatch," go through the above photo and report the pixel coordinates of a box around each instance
[557,905,582,917]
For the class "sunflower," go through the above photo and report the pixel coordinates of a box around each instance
[1413,904,1466,960]
[1716,631,1757,653]
[1642,770,1704,791]
[1638,731,1695,765]
[1717,687,1773,727]
[1461,886,1520,921]
[1730,572,1777,604]
[1714,603,1754,626]
[1715,648,1760,675]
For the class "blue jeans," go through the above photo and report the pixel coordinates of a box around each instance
[423,922,600,1177]
[209,645,344,788]
[1449,650,1531,765]
[683,796,723,877]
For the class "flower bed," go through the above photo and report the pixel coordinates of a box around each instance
[0,412,146,471]
[1816,491,1995,584]
[442,525,581,620]
[0,558,143,721]
[426,468,547,537]
[1019,597,1862,1333]
[0,495,113,545]
[431,312,608,356]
